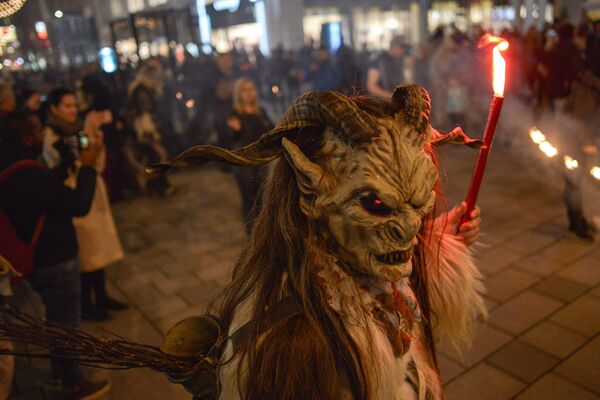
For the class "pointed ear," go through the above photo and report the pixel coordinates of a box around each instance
[281,138,323,195]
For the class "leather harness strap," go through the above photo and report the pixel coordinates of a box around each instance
[228,297,303,352]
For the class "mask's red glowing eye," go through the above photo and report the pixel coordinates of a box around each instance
[360,194,392,216]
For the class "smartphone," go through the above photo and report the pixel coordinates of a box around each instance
[78,133,91,150]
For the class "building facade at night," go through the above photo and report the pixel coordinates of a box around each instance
[0,0,597,69]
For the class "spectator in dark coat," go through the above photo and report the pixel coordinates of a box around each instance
[0,111,110,398]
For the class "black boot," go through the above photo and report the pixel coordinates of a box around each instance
[81,271,110,322]
[567,208,595,242]
[95,269,129,311]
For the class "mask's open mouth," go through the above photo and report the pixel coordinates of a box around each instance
[375,249,413,265]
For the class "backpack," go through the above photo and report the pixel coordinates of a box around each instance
[0,160,47,283]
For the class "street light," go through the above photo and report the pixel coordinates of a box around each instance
[54,10,63,18]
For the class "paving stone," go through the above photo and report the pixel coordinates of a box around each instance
[533,276,588,302]
[481,219,528,242]
[179,280,223,306]
[485,267,541,302]
[153,273,202,296]
[105,261,142,281]
[516,373,600,400]
[488,290,563,334]
[532,222,569,239]
[478,230,511,247]
[502,231,559,255]
[134,246,173,262]
[438,353,465,383]
[159,260,195,278]
[590,285,600,298]
[513,253,565,277]
[107,368,189,400]
[521,321,588,358]
[475,246,526,276]
[557,254,600,286]
[138,251,177,271]
[194,261,234,284]
[550,295,600,337]
[184,240,224,256]
[126,284,164,307]
[488,340,559,382]
[439,323,512,367]
[444,363,526,400]
[114,273,154,293]
[120,230,149,252]
[144,296,189,321]
[554,335,600,394]
[536,238,596,265]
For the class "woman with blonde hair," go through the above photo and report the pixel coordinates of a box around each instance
[226,77,273,231]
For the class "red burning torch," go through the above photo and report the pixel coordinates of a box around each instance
[458,34,509,229]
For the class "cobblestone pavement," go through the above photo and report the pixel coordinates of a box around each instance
[10,144,600,399]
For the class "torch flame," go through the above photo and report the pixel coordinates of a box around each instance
[478,34,509,97]
[539,141,558,158]
[564,156,579,170]
[591,166,600,180]
[529,127,546,144]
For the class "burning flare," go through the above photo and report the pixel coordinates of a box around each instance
[529,128,546,144]
[478,34,509,97]
[529,127,600,180]
[564,156,579,170]
[530,127,557,158]
[539,141,558,158]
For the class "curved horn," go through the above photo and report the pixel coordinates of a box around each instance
[389,84,483,150]
[267,91,380,143]
[391,84,431,136]
[147,91,380,174]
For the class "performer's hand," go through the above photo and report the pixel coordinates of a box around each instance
[447,202,481,246]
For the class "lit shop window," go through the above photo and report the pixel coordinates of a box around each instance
[127,0,144,13]
[149,0,167,6]
[110,0,124,16]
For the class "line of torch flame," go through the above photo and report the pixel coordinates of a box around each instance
[529,127,600,180]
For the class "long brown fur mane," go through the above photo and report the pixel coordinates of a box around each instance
[210,97,445,400]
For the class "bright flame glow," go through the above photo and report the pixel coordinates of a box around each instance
[529,127,546,144]
[539,141,558,158]
[186,99,195,109]
[564,156,579,170]
[479,34,509,97]
[591,166,600,180]
[492,41,509,96]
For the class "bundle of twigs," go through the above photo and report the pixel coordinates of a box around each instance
[0,306,202,375]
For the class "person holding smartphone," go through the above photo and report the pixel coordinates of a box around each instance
[42,88,127,321]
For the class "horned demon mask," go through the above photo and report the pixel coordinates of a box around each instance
[148,85,480,282]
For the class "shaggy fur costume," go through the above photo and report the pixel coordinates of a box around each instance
[218,216,486,400]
